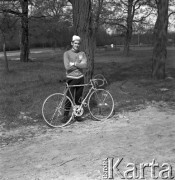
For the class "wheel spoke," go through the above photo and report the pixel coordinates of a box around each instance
[88,89,114,120]
[42,93,74,128]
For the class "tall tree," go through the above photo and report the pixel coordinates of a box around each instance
[0,12,17,72]
[124,0,134,55]
[0,0,29,62]
[102,0,153,56]
[121,0,152,55]
[19,0,29,62]
[0,13,10,72]
[68,0,103,79]
[152,0,169,79]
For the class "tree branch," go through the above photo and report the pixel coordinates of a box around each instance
[0,9,22,16]
[94,0,103,32]
[120,0,128,7]
[68,0,73,4]
[168,11,175,18]
[102,20,127,30]
[133,9,154,23]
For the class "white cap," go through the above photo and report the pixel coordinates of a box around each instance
[72,35,81,42]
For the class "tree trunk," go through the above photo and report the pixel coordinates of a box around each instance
[123,27,132,56]
[19,0,29,62]
[152,0,169,79]
[2,34,9,72]
[123,0,133,56]
[69,0,95,80]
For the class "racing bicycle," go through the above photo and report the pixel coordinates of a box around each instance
[42,75,114,128]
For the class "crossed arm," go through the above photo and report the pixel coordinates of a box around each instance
[64,52,87,71]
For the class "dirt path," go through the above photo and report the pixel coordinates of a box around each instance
[1,103,175,180]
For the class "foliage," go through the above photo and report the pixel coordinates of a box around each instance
[29,19,73,48]
[0,13,17,39]
[101,0,154,34]
[0,0,174,51]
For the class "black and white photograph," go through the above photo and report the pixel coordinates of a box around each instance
[0,0,175,179]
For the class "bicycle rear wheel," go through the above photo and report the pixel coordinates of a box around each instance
[88,89,114,121]
[42,93,74,127]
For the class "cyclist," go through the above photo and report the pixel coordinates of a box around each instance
[62,35,87,122]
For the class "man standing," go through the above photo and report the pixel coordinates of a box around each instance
[63,35,87,122]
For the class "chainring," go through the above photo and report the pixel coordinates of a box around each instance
[73,105,84,117]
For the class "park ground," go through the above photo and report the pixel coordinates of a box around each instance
[0,47,175,179]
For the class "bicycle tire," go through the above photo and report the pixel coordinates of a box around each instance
[42,93,74,127]
[88,89,114,121]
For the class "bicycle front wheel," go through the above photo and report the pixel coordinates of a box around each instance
[88,89,114,121]
[42,93,74,127]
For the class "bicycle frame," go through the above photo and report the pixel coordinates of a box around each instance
[62,79,97,108]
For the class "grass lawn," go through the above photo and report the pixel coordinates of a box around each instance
[0,47,175,129]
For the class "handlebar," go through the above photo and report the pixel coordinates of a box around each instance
[91,76,107,88]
